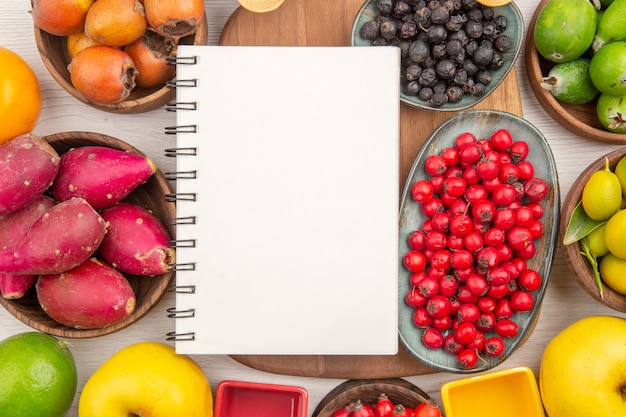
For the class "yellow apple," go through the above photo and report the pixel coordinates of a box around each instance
[539,315,626,417]
[78,342,213,417]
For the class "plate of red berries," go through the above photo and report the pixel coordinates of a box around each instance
[398,109,559,373]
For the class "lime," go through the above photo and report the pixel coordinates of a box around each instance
[581,157,622,221]
[0,332,77,417]
[533,0,597,63]
[589,41,626,95]
[540,58,599,104]
[615,155,626,196]
[600,253,626,294]
[605,209,626,259]
[596,93,626,133]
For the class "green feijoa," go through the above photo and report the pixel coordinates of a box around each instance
[597,93,626,133]
[540,58,599,104]
[589,41,626,95]
[592,0,626,51]
[533,0,597,63]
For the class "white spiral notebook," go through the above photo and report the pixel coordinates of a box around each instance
[166,45,401,355]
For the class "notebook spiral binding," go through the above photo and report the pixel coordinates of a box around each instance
[165,56,200,343]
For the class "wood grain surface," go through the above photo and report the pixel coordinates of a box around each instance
[220,0,524,378]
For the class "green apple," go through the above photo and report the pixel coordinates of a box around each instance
[540,315,626,417]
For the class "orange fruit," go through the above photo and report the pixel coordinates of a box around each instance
[0,47,42,144]
[69,45,137,104]
[0,332,77,417]
[85,0,148,47]
[67,31,101,58]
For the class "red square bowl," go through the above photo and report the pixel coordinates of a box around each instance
[214,380,308,417]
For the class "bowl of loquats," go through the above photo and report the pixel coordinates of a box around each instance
[0,131,176,338]
[32,0,208,114]
[560,146,626,313]
[312,378,439,417]
[351,0,524,111]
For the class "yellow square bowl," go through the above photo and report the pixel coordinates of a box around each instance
[440,366,545,417]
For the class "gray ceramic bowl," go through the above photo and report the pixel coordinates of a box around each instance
[351,0,524,112]
[398,110,560,373]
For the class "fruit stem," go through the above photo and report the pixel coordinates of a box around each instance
[580,236,604,299]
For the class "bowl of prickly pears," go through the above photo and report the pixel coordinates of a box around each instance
[350,0,524,111]
[560,147,626,313]
[312,378,441,417]
[397,110,560,373]
[0,131,175,338]
[31,0,208,113]
[525,0,626,143]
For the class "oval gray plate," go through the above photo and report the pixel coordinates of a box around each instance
[398,110,560,373]
[350,0,524,112]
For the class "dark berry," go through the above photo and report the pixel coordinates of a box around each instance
[465,20,483,39]
[360,20,380,40]
[380,19,398,39]
[427,25,448,44]
[446,85,464,102]
[409,39,430,63]
[377,0,394,15]
[418,86,434,101]
[431,91,449,106]
[494,35,512,52]
[435,58,456,79]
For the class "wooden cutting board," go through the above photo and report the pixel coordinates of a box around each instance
[220,0,524,378]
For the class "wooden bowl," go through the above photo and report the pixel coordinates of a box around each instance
[525,0,626,144]
[312,378,434,417]
[33,16,208,114]
[0,131,176,338]
[560,146,626,313]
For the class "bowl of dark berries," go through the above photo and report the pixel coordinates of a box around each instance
[398,110,560,373]
[351,0,523,111]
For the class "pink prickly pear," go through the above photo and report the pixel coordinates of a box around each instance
[51,145,157,210]
[37,257,136,329]
[0,195,56,298]
[0,133,60,215]
[98,203,174,276]
[0,197,107,275]
[0,274,37,299]
[0,194,56,250]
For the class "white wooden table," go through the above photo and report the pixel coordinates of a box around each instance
[0,1,624,416]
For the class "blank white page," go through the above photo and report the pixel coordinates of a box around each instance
[172,45,400,355]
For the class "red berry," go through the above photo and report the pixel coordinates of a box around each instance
[496,318,519,338]
[412,179,434,202]
[491,128,513,151]
[455,132,477,148]
[444,333,464,354]
[422,327,445,349]
[511,291,534,312]
[454,321,478,345]
[485,336,505,357]
[426,295,452,318]
[403,250,427,273]
[425,154,447,176]
[457,348,478,370]
[413,307,433,328]
[510,140,529,163]
[518,269,541,291]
